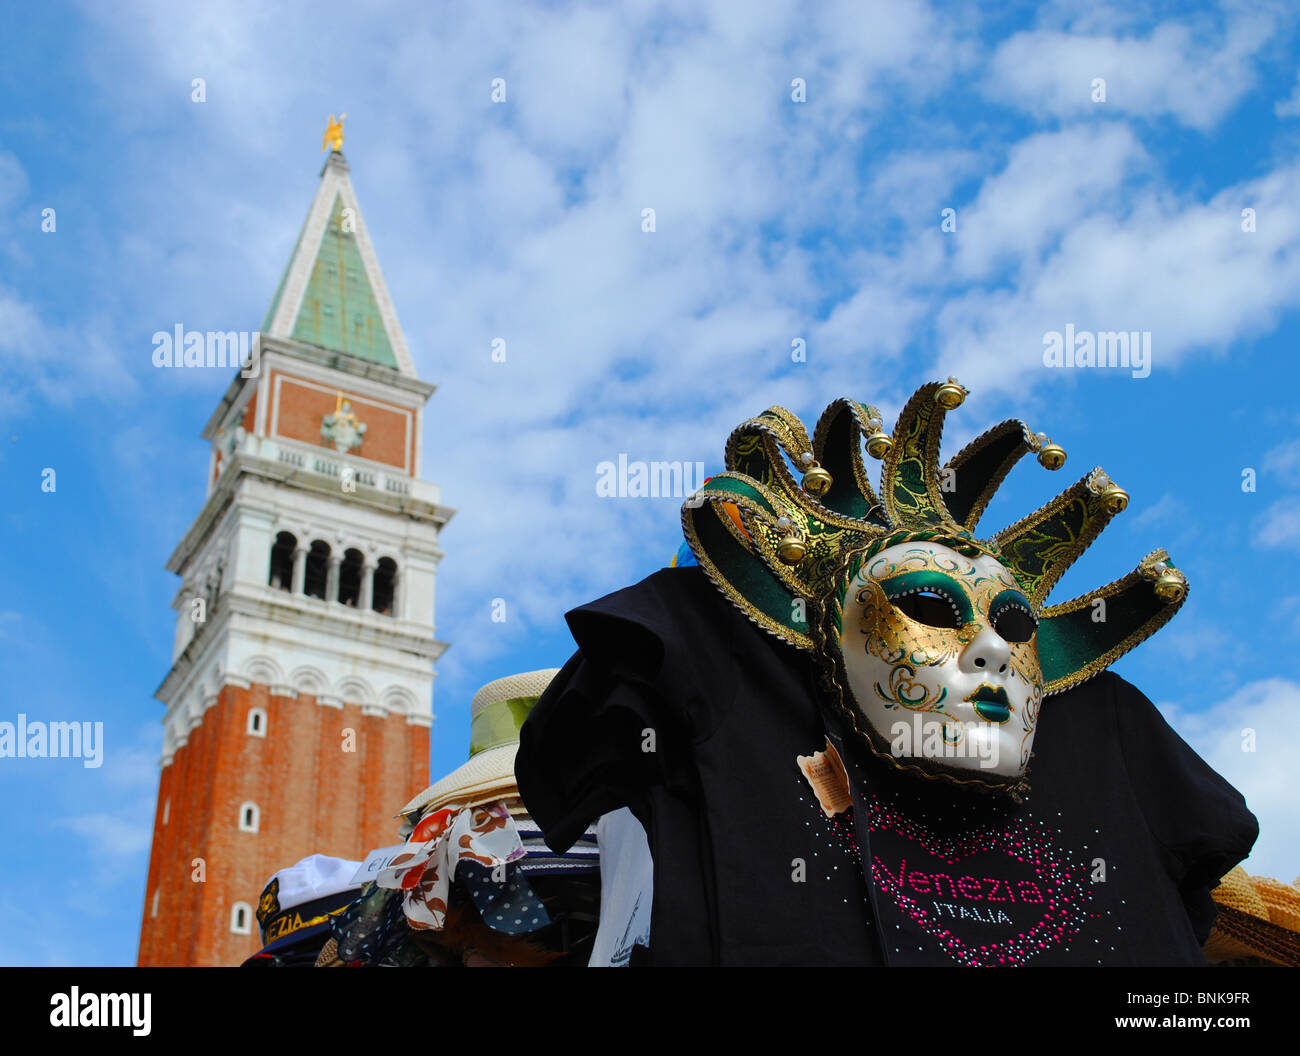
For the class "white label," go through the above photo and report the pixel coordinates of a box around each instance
[350,843,411,884]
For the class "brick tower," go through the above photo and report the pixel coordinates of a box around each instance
[137,142,453,966]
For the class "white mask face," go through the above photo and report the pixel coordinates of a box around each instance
[838,541,1044,781]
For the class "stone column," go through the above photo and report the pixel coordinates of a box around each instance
[290,545,308,595]
[359,561,375,611]
[173,582,198,658]
[391,569,403,619]
[325,554,341,603]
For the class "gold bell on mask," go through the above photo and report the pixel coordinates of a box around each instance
[1035,434,1067,470]
[1152,561,1187,604]
[801,459,832,497]
[775,517,806,564]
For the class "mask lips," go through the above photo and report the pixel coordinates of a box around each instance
[966,683,1011,724]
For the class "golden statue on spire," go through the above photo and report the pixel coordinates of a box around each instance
[322,113,347,153]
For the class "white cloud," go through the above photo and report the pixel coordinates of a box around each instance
[1276,70,1300,118]
[50,731,159,889]
[0,151,29,217]
[1253,496,1300,547]
[986,12,1277,130]
[57,810,154,861]
[502,5,635,160]
[937,158,1300,394]
[1145,618,1242,667]
[0,287,141,416]
[867,148,982,221]
[1129,491,1188,529]
[1274,594,1300,636]
[1162,679,1300,882]
[952,125,1148,279]
[100,724,164,790]
[1262,436,1300,487]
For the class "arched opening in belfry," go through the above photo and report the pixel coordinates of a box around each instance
[339,548,364,607]
[304,540,330,599]
[268,532,296,591]
[373,557,397,615]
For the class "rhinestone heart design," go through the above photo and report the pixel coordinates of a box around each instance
[868,797,1093,966]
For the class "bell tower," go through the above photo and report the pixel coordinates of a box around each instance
[137,135,454,966]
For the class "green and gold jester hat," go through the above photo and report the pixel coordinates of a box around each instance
[680,378,1189,799]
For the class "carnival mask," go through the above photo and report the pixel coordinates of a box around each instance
[839,540,1043,782]
[680,378,1188,798]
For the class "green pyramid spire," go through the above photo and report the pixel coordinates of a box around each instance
[262,151,412,374]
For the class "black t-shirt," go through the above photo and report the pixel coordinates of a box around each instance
[515,566,1258,966]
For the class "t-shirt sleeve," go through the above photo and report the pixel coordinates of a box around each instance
[515,567,734,853]
[1112,673,1259,941]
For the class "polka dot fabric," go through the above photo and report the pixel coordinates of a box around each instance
[458,860,551,935]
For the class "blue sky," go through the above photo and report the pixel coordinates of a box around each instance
[1,1,1299,965]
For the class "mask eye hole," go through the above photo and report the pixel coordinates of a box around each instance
[893,590,962,630]
[993,606,1037,643]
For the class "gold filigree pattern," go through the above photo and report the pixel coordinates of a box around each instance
[1009,638,1042,697]
[991,472,1118,605]
[856,579,960,671]
[883,389,951,528]
[1019,683,1043,769]
[874,663,950,713]
[854,552,1044,697]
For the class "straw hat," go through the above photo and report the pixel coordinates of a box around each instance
[399,669,560,819]
[1204,866,1300,966]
